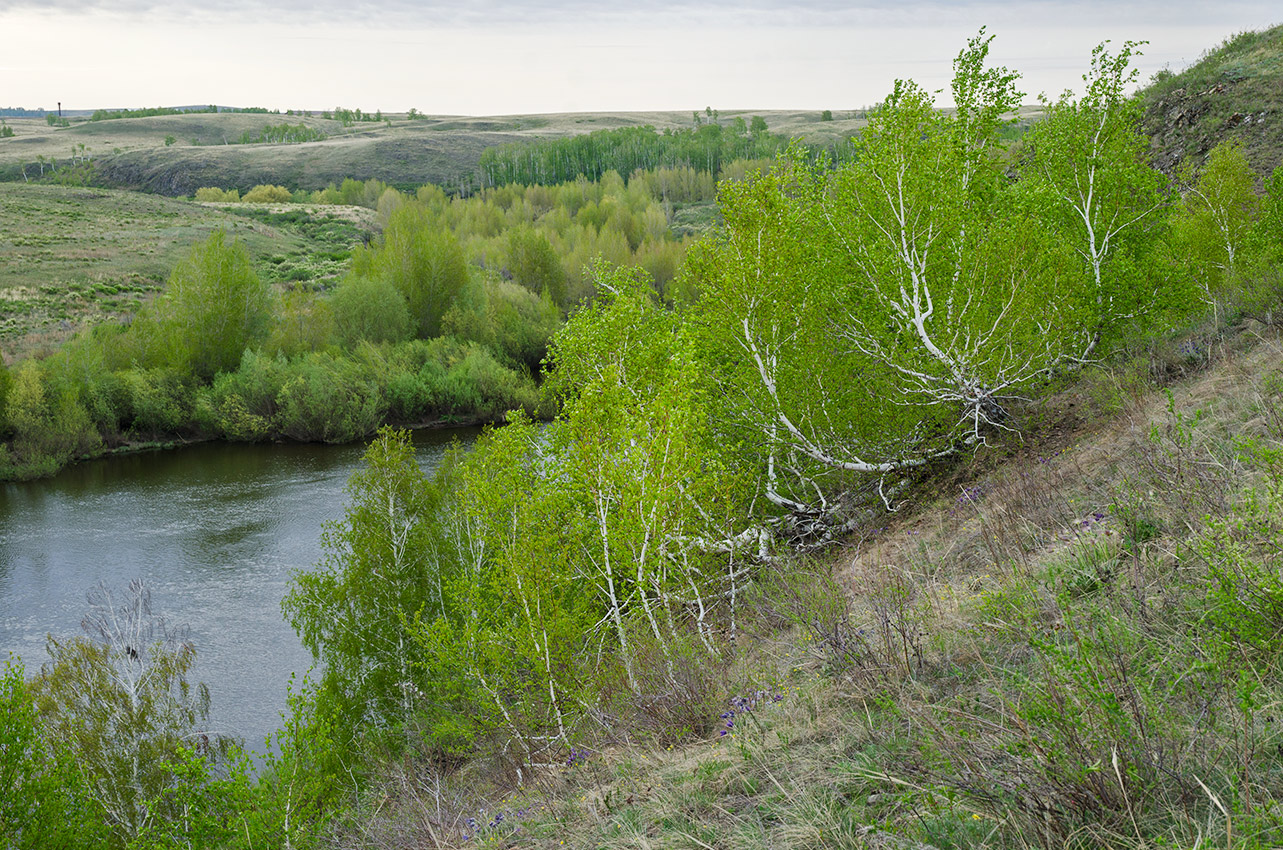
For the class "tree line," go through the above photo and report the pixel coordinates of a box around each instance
[0,160,730,479]
[5,30,1283,848]
[477,121,790,188]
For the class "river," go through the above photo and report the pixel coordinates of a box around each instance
[0,427,480,752]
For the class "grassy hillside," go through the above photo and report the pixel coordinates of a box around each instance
[0,184,371,360]
[322,317,1283,850]
[0,109,875,196]
[1140,23,1283,177]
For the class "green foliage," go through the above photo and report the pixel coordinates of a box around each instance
[275,351,386,442]
[1022,40,1170,337]
[1170,140,1260,320]
[327,106,383,126]
[477,123,792,188]
[193,186,239,202]
[148,231,271,378]
[1,657,105,849]
[0,358,11,438]
[30,580,227,848]
[238,123,326,145]
[231,683,347,848]
[354,206,469,338]
[283,428,442,741]
[5,359,101,471]
[266,288,335,357]
[89,106,213,122]
[442,277,560,373]
[505,225,567,305]
[330,274,413,348]
[241,184,295,203]
[687,31,1091,501]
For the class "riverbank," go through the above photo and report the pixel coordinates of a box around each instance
[318,317,1283,849]
[0,422,482,754]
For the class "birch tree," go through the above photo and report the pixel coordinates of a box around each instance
[821,31,1087,445]
[1021,40,1167,347]
[283,428,439,740]
[30,580,222,846]
[691,31,1087,528]
[1171,140,1260,324]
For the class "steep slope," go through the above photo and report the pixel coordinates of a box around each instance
[1140,23,1283,177]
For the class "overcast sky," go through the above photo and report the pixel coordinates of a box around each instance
[0,1,1277,114]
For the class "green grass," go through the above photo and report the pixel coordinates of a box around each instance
[314,315,1283,850]
[0,184,371,360]
[1139,23,1283,177]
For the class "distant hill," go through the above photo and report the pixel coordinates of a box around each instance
[1139,23,1283,178]
[0,109,862,196]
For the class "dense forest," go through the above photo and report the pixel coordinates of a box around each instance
[6,25,1283,850]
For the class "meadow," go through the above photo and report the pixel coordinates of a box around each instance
[0,184,371,359]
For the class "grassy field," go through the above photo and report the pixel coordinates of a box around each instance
[0,184,372,361]
[0,108,892,196]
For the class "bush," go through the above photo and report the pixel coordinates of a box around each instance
[150,231,271,379]
[330,275,413,349]
[241,184,294,204]
[441,277,559,373]
[202,350,290,439]
[5,361,101,469]
[193,187,239,202]
[275,352,387,442]
[118,368,193,439]
[0,358,13,439]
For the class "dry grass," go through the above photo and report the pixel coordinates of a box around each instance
[0,105,1047,196]
[332,320,1283,850]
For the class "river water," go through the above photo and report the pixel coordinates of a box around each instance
[0,427,480,752]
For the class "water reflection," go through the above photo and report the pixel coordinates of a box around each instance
[0,426,480,750]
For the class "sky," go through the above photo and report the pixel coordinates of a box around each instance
[0,1,1278,115]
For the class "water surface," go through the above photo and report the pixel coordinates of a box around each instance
[0,428,478,750]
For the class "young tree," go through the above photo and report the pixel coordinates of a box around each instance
[329,274,413,348]
[29,580,224,847]
[1021,40,1167,348]
[283,428,441,740]
[1,657,104,849]
[1171,140,1260,324]
[152,231,271,379]
[506,226,567,307]
[354,206,469,338]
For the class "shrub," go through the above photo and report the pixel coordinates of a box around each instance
[330,275,413,349]
[5,360,101,469]
[150,231,271,379]
[193,187,239,202]
[118,368,192,439]
[275,352,386,442]
[241,184,294,204]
